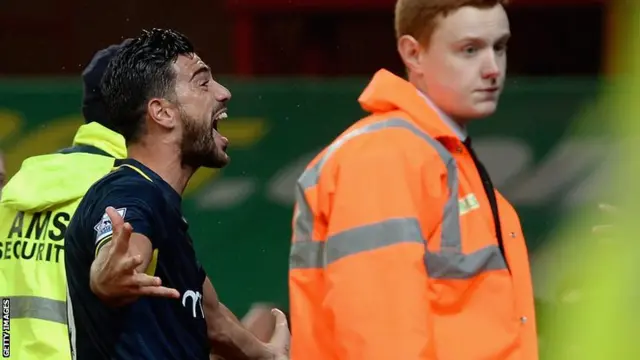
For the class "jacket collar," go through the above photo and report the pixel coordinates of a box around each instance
[72,122,127,158]
[358,69,460,141]
[416,91,467,141]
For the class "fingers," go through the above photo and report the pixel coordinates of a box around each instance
[129,273,181,298]
[242,303,277,342]
[120,222,133,239]
[271,308,288,327]
[113,221,132,252]
[137,285,181,299]
[106,206,125,227]
[268,308,291,351]
[122,254,143,271]
[241,303,275,326]
[106,207,132,255]
[130,272,162,286]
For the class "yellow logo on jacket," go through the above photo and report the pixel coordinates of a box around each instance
[459,194,480,215]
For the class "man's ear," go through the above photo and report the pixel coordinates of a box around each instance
[397,35,424,75]
[148,98,178,129]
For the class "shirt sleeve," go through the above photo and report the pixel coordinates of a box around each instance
[91,178,159,256]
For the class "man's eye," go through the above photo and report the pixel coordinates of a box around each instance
[463,46,478,55]
[200,80,209,87]
[495,44,508,53]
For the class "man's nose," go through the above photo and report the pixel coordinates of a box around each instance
[214,83,231,102]
[481,53,500,80]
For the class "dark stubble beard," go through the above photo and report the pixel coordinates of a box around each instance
[179,108,228,169]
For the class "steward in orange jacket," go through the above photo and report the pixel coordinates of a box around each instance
[288,0,538,359]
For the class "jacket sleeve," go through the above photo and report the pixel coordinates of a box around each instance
[323,137,437,360]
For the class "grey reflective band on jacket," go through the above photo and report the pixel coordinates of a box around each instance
[3,295,67,324]
[290,118,507,279]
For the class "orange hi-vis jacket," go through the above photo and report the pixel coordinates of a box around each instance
[288,69,538,360]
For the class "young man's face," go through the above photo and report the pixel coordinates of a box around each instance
[402,4,511,123]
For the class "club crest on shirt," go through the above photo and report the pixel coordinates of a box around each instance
[94,208,127,244]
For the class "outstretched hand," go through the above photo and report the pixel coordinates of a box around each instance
[90,207,180,305]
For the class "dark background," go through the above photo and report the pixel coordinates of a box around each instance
[0,0,606,77]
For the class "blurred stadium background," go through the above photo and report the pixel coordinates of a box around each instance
[0,0,614,342]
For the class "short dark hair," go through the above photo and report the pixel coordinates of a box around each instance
[100,28,195,143]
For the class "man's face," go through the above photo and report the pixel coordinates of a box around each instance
[172,54,232,168]
[408,4,510,122]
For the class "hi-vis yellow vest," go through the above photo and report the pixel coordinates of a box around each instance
[0,122,126,360]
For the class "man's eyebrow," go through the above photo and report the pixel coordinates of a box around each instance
[495,33,511,43]
[456,33,511,45]
[190,65,211,81]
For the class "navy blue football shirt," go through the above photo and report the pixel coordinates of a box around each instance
[65,158,209,360]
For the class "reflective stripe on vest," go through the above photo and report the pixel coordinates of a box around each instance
[290,117,507,279]
[2,295,66,324]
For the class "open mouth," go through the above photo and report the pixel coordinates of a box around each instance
[212,108,228,131]
[211,108,229,152]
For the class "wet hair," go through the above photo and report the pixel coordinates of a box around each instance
[100,28,195,143]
